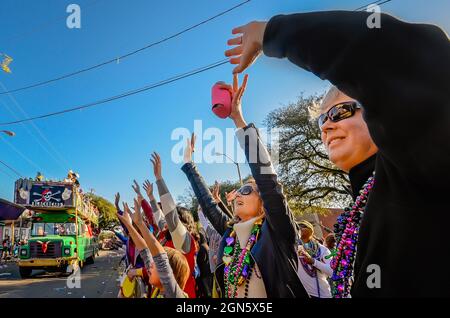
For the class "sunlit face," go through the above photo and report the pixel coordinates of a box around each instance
[320,91,378,172]
[233,183,264,222]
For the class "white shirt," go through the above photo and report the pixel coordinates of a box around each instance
[232,217,267,298]
[297,243,333,298]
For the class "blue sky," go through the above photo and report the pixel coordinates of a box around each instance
[1,0,449,206]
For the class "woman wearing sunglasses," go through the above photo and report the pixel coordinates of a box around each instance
[225,11,450,297]
[181,74,307,298]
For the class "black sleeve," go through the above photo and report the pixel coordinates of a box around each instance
[181,162,230,236]
[217,200,233,219]
[263,11,450,183]
[236,124,298,245]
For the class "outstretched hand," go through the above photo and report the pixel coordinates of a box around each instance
[114,192,121,211]
[132,180,143,202]
[212,181,221,203]
[225,21,267,74]
[131,198,144,226]
[118,202,132,226]
[150,152,162,180]
[218,73,249,128]
[183,133,196,164]
[143,180,154,200]
[225,189,237,205]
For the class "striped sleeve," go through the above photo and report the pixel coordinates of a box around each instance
[156,178,191,254]
[153,252,187,298]
[139,248,153,275]
[150,198,167,232]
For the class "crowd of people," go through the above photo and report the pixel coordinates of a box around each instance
[111,9,449,298]
[1,236,23,264]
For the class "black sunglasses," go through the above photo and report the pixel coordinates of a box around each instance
[318,101,362,128]
[236,185,256,196]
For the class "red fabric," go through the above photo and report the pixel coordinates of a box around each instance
[164,236,197,298]
[141,199,158,233]
[128,239,136,266]
[86,224,93,237]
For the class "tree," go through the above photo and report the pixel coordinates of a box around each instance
[264,94,352,215]
[86,193,119,230]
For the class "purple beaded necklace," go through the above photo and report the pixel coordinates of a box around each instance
[331,172,375,298]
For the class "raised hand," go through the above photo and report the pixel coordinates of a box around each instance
[131,180,143,202]
[131,198,144,226]
[225,21,267,74]
[212,181,221,203]
[118,202,132,226]
[150,152,162,180]
[225,189,237,205]
[114,192,121,211]
[218,73,249,128]
[183,133,196,164]
[143,180,154,200]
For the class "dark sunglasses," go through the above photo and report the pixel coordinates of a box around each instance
[318,101,362,128]
[236,185,256,196]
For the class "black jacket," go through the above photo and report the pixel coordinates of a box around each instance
[263,11,450,297]
[181,124,308,298]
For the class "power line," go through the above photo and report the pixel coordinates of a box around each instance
[0,0,251,95]
[0,165,15,180]
[0,159,23,178]
[0,0,394,127]
[0,134,43,172]
[0,59,229,126]
[0,93,66,174]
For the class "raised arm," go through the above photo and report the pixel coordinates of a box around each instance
[151,152,192,254]
[132,180,158,233]
[226,74,298,244]
[227,12,450,183]
[129,198,186,298]
[116,202,147,251]
[143,180,167,231]
[181,135,230,236]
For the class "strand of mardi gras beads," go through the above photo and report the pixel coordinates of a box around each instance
[331,173,375,298]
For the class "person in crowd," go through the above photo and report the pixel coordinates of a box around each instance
[198,206,222,276]
[117,199,190,298]
[132,180,159,235]
[296,220,332,298]
[142,180,169,242]
[196,223,213,298]
[324,233,336,251]
[114,192,149,297]
[224,10,450,297]
[1,236,10,262]
[147,153,199,298]
[181,74,307,298]
[35,172,44,182]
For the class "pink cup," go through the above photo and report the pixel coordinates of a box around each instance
[211,82,232,119]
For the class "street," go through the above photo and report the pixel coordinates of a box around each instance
[0,250,124,298]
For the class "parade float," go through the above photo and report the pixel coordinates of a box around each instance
[14,178,99,278]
